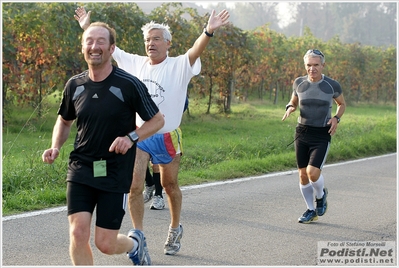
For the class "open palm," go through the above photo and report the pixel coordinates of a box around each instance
[74,6,91,30]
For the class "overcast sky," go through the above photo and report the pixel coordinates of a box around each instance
[195,1,297,28]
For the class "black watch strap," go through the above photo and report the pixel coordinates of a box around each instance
[334,115,340,123]
[204,28,214,37]
[285,104,294,111]
[127,131,139,143]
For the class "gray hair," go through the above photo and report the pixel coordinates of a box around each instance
[303,49,325,64]
[141,21,172,42]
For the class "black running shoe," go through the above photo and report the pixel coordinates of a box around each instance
[298,209,318,223]
[316,188,328,216]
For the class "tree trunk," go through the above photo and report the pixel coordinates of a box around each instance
[225,77,234,113]
[38,68,42,118]
[206,75,213,114]
[273,81,279,105]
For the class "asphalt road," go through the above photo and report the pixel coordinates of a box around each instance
[2,153,397,267]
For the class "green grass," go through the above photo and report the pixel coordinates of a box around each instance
[2,99,397,216]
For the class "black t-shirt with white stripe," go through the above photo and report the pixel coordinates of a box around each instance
[58,65,158,193]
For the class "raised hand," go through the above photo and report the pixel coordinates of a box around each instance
[74,6,91,30]
[207,9,230,32]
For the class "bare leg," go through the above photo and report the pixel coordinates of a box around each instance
[68,212,93,265]
[159,155,182,228]
[94,227,134,255]
[129,148,150,230]
[307,165,321,183]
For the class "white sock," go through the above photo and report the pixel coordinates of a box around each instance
[128,237,139,254]
[169,225,180,231]
[300,183,315,211]
[311,174,325,199]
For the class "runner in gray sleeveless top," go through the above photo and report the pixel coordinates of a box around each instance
[282,49,346,224]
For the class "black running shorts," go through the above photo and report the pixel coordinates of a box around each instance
[66,181,128,230]
[294,124,331,170]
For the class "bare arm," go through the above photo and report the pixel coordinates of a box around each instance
[332,94,346,119]
[187,9,230,66]
[74,6,230,67]
[327,94,346,135]
[282,92,298,121]
[134,111,165,141]
[108,111,165,154]
[42,115,73,164]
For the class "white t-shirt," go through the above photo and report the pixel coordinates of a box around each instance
[112,47,201,133]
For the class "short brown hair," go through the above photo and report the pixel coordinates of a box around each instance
[83,22,116,45]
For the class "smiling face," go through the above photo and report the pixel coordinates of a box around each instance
[304,55,325,82]
[82,25,115,68]
[144,29,170,64]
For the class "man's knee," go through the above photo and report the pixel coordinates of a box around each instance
[96,241,114,255]
[129,182,143,196]
[307,165,321,181]
[70,226,90,244]
[298,168,309,184]
[162,174,179,193]
[95,235,117,255]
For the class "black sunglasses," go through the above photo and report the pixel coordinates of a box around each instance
[306,49,324,58]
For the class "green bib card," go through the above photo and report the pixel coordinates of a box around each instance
[93,160,107,177]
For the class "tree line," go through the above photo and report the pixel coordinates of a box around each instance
[221,2,397,48]
[2,2,396,121]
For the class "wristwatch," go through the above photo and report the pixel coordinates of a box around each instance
[285,104,294,111]
[334,115,340,123]
[127,131,139,143]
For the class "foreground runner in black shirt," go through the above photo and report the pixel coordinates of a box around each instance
[42,21,164,265]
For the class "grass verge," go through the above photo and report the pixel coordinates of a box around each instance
[2,101,396,215]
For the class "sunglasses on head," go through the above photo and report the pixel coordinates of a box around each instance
[306,49,324,57]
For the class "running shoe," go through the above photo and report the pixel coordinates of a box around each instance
[315,188,328,216]
[127,229,151,265]
[143,185,155,203]
[164,224,183,255]
[150,195,165,210]
[298,209,318,223]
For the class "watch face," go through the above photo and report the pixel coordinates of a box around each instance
[129,132,139,142]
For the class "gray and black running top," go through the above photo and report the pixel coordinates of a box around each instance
[293,74,342,127]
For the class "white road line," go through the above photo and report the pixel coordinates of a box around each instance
[2,153,396,222]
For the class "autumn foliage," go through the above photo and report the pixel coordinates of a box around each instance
[2,2,396,122]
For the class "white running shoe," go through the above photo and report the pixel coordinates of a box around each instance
[164,224,183,255]
[150,195,165,210]
[143,185,155,203]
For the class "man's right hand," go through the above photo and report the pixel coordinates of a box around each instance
[42,148,60,164]
[74,6,91,30]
